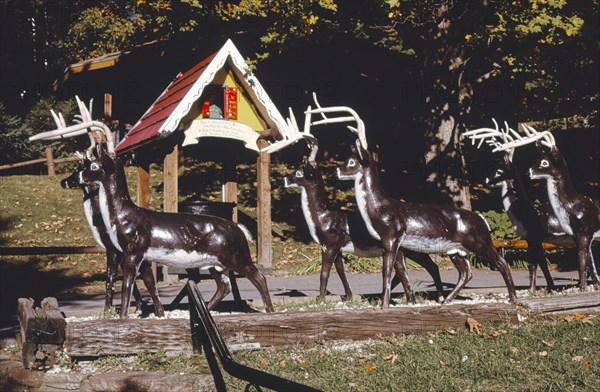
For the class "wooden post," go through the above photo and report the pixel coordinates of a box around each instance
[137,163,157,282]
[45,147,55,176]
[162,146,179,281]
[256,140,272,268]
[222,161,238,222]
[17,298,66,369]
[104,93,112,119]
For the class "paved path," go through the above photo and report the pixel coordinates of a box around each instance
[1,268,581,346]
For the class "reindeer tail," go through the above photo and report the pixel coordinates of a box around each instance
[237,223,254,243]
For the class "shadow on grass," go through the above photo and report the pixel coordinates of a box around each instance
[0,256,104,323]
[0,215,17,246]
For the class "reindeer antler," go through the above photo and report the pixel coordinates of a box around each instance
[465,118,528,161]
[493,123,555,152]
[260,105,319,161]
[307,92,368,150]
[29,95,116,156]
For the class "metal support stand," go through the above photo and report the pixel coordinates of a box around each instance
[171,270,242,307]
[186,281,322,392]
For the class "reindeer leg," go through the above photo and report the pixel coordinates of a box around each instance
[139,261,164,317]
[235,263,274,313]
[405,252,444,302]
[206,268,231,311]
[119,254,140,319]
[481,246,517,302]
[525,243,538,293]
[443,254,472,303]
[333,252,353,301]
[319,247,336,300]
[132,281,144,312]
[393,250,415,304]
[531,243,555,292]
[104,248,119,313]
[586,241,600,286]
[576,236,599,289]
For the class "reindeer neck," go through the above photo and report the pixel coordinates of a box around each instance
[355,163,387,214]
[100,162,136,216]
[545,169,578,201]
[301,178,329,214]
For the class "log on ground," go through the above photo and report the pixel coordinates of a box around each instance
[65,302,516,357]
[517,291,600,314]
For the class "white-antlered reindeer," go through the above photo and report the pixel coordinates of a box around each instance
[491,124,600,290]
[31,100,274,318]
[277,104,445,302]
[44,98,163,315]
[465,120,578,292]
[299,104,517,307]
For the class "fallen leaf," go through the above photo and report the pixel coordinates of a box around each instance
[572,356,583,362]
[366,364,376,373]
[259,358,268,366]
[383,354,399,364]
[583,360,591,369]
[538,351,548,357]
[491,329,508,338]
[443,327,456,335]
[581,315,595,325]
[466,318,482,334]
[542,340,555,347]
[279,360,286,368]
[511,347,519,353]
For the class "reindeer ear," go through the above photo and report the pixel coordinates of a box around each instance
[355,139,370,165]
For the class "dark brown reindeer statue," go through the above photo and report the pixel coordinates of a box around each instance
[61,157,162,315]
[31,101,274,318]
[274,107,445,302]
[493,124,600,290]
[284,155,446,303]
[300,104,516,307]
[464,120,576,292]
[46,98,164,316]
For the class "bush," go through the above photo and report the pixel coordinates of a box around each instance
[0,98,79,165]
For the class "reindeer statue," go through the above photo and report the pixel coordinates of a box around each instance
[31,100,274,318]
[47,98,164,316]
[464,120,576,293]
[491,124,600,290]
[277,105,445,302]
[295,103,516,307]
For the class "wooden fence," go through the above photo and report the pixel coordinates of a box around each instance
[0,147,80,175]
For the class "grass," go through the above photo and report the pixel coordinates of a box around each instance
[13,316,594,391]
[225,316,599,391]
[0,160,575,318]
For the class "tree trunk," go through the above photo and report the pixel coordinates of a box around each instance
[415,3,476,209]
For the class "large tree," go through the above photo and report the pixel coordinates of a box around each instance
[1,0,596,198]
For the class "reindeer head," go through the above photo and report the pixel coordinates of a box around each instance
[80,147,118,186]
[529,146,566,180]
[284,156,320,189]
[61,155,89,190]
[337,139,372,181]
[486,153,517,188]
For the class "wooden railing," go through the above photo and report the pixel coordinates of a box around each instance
[0,147,80,175]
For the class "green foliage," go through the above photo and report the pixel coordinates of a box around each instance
[0,102,25,165]
[58,6,147,61]
[20,98,79,162]
[0,98,78,165]
[476,210,518,241]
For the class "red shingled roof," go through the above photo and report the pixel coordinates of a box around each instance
[116,50,218,154]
